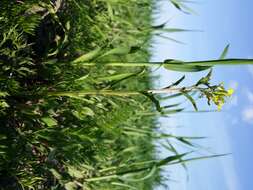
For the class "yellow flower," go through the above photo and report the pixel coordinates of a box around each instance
[217,101,224,111]
[227,88,234,96]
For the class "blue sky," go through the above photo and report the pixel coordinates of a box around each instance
[152,1,253,190]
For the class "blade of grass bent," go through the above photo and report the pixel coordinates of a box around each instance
[78,59,253,66]
[72,47,101,63]
[219,44,230,59]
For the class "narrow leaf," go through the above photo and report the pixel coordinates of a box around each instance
[64,182,78,190]
[182,92,198,111]
[141,92,163,113]
[73,47,101,63]
[156,153,188,167]
[176,137,195,147]
[219,44,230,59]
[41,117,57,127]
[111,182,137,190]
[121,166,157,182]
[163,75,185,89]
[50,169,62,180]
[99,46,131,58]
[97,73,137,82]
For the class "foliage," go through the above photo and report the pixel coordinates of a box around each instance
[0,0,161,189]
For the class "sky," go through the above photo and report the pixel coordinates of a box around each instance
[151,1,253,190]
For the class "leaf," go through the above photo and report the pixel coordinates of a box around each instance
[118,146,138,155]
[163,142,188,171]
[0,92,8,97]
[109,69,146,87]
[169,0,196,14]
[72,47,101,63]
[123,127,153,136]
[219,44,230,59]
[170,0,182,10]
[129,46,142,54]
[163,103,181,109]
[162,108,184,115]
[75,73,90,81]
[156,153,188,167]
[160,93,183,100]
[196,69,212,86]
[67,166,83,178]
[111,182,137,190]
[82,107,95,116]
[64,182,78,190]
[163,75,185,89]
[178,2,197,15]
[41,117,57,127]
[65,21,71,31]
[50,169,62,180]
[156,34,185,44]
[141,92,163,113]
[0,134,7,140]
[97,73,136,82]
[176,154,230,165]
[72,107,95,119]
[182,92,198,111]
[163,60,211,72]
[137,108,184,116]
[154,28,196,33]
[121,166,157,182]
[151,21,168,29]
[107,2,114,20]
[98,69,146,88]
[178,59,253,66]
[79,59,253,72]
[99,46,131,58]
[176,137,195,147]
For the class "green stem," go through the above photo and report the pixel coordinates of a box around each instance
[46,87,194,97]
[77,59,253,67]
[47,90,141,97]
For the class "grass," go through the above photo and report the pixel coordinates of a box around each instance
[0,0,244,190]
[0,1,166,189]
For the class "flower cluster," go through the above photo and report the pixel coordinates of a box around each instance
[198,83,234,111]
[195,70,234,111]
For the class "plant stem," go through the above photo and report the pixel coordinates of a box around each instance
[77,59,253,67]
[46,87,196,97]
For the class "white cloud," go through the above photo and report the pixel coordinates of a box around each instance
[248,65,253,78]
[227,95,238,108]
[213,118,242,190]
[221,156,241,190]
[242,107,253,123]
[246,90,253,103]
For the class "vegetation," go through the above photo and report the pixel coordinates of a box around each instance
[0,0,240,190]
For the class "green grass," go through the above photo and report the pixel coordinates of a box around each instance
[0,1,163,189]
[0,1,241,190]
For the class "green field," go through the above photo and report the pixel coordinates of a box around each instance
[0,1,236,190]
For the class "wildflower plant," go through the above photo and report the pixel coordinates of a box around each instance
[189,69,234,111]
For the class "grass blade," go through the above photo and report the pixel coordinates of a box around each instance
[120,166,157,182]
[72,48,101,63]
[182,92,198,111]
[163,75,185,89]
[219,44,230,59]
[111,182,137,190]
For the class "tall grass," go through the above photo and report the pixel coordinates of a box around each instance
[0,1,165,189]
